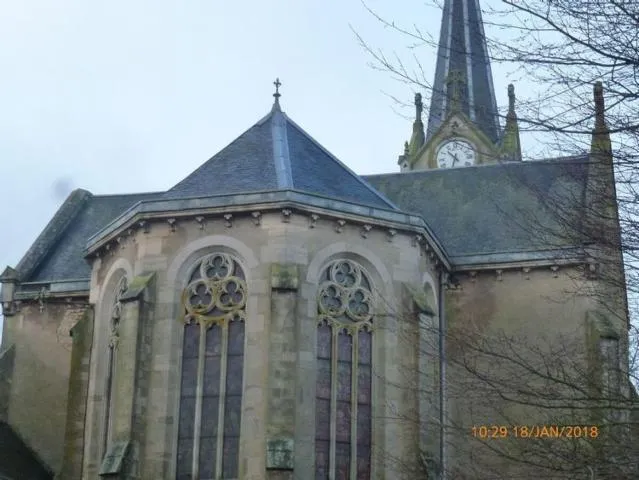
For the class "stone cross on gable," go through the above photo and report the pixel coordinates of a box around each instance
[446,70,465,111]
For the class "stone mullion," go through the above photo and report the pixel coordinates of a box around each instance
[103,345,115,456]
[215,322,230,478]
[192,321,207,479]
[350,329,359,479]
[329,325,339,480]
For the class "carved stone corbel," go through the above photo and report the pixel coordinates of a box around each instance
[522,267,531,280]
[224,213,233,228]
[550,265,559,278]
[335,219,346,233]
[195,216,206,230]
[138,220,150,233]
[281,209,292,223]
[360,224,372,238]
[251,211,262,226]
[309,214,320,228]
[496,269,503,282]
[167,218,177,232]
[387,228,397,242]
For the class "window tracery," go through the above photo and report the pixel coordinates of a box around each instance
[177,253,246,480]
[315,259,373,479]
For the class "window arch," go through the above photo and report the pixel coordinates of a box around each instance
[103,275,127,455]
[315,259,373,479]
[176,253,246,480]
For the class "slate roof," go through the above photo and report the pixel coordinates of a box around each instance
[427,0,501,143]
[163,103,397,211]
[18,191,159,283]
[364,157,589,262]
[0,421,53,480]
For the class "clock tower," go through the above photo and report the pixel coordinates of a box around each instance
[398,0,522,171]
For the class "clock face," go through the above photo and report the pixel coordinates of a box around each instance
[436,140,476,168]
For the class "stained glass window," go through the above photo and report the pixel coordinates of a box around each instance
[315,260,373,479]
[176,253,246,480]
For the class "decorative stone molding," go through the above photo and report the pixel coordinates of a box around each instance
[35,286,48,313]
[551,265,559,277]
[360,224,372,238]
[223,213,233,228]
[138,220,150,233]
[496,269,503,282]
[387,228,397,242]
[167,218,177,232]
[412,234,423,247]
[335,219,346,233]
[522,267,531,280]
[469,271,477,282]
[309,213,320,228]
[195,216,206,230]
[281,209,292,223]
[116,236,125,249]
[251,211,262,226]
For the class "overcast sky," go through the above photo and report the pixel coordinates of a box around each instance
[0,0,523,338]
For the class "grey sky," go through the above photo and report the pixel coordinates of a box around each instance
[0,0,520,337]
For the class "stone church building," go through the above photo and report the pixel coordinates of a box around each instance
[0,0,633,479]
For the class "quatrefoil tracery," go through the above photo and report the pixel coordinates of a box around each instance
[183,253,247,327]
[318,260,373,333]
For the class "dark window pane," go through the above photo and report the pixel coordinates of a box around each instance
[316,358,332,400]
[357,443,371,480]
[338,332,352,362]
[357,404,371,446]
[335,445,351,480]
[315,440,330,480]
[222,434,240,478]
[205,324,222,356]
[317,324,332,359]
[180,357,198,397]
[358,331,371,365]
[223,394,242,436]
[227,320,245,355]
[178,396,196,439]
[225,352,244,396]
[315,398,331,440]
[176,436,193,478]
[357,365,371,405]
[336,401,351,443]
[203,354,221,396]
[183,323,200,358]
[200,395,219,437]
[198,436,217,479]
[337,361,352,402]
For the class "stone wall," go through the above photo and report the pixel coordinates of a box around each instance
[4,301,88,474]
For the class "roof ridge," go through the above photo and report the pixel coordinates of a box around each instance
[281,112,399,210]
[15,189,92,281]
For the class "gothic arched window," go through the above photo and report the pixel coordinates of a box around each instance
[104,275,127,455]
[315,259,373,479]
[176,253,246,480]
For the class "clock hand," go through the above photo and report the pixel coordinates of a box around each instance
[451,153,459,166]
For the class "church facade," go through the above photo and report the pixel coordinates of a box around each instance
[0,1,633,479]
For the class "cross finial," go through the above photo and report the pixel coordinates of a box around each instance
[273,78,282,99]
[415,92,423,120]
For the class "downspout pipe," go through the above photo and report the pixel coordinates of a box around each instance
[438,269,447,479]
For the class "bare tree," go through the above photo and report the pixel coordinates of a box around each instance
[357,1,639,477]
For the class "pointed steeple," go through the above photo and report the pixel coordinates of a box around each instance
[408,93,426,156]
[426,0,500,144]
[501,84,522,161]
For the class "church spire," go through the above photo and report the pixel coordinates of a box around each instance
[426,0,500,143]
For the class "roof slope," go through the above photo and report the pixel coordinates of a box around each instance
[22,192,159,282]
[164,104,397,210]
[365,157,588,260]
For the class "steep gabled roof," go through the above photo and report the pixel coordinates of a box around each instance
[163,103,398,211]
[365,157,589,263]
